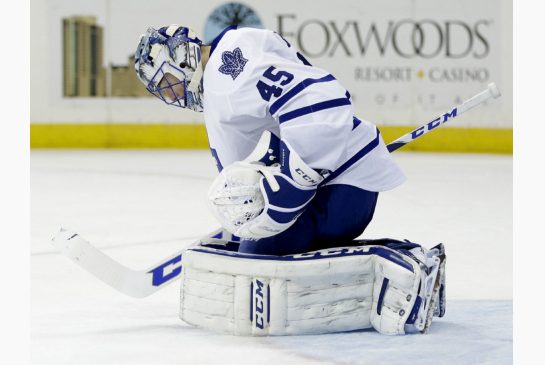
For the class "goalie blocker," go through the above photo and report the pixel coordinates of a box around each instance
[179,238,446,335]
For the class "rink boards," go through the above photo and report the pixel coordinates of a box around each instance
[30,123,512,153]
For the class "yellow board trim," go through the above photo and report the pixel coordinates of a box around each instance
[379,126,513,154]
[30,124,210,149]
[30,123,512,154]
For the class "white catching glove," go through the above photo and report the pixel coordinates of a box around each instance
[207,131,323,240]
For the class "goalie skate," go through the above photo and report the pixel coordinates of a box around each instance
[433,243,447,318]
[421,243,446,333]
[402,242,446,334]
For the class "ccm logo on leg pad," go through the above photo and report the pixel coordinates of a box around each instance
[250,278,270,330]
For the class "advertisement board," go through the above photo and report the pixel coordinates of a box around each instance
[30,0,512,151]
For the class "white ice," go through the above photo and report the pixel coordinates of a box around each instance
[31,150,512,365]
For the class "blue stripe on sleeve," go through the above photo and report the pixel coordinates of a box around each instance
[269,74,336,115]
[320,128,381,186]
[352,116,362,130]
[296,52,312,66]
[278,97,352,124]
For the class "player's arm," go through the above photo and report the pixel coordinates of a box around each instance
[259,29,356,174]
[207,130,323,239]
[207,30,356,240]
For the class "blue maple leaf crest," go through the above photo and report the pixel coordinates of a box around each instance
[218,47,248,80]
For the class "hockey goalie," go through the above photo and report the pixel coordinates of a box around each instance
[133,24,447,336]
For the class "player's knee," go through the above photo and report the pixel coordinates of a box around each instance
[313,186,378,240]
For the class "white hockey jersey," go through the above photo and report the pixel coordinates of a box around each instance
[203,26,405,192]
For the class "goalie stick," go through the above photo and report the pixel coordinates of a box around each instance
[50,83,501,298]
[50,227,228,298]
[387,83,501,152]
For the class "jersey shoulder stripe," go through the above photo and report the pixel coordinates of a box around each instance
[321,128,381,186]
[278,97,352,124]
[269,74,336,115]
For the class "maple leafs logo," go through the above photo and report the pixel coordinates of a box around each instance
[218,47,248,80]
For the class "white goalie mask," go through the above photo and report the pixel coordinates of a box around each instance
[135,25,204,112]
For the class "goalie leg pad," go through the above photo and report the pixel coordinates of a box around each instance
[179,241,444,336]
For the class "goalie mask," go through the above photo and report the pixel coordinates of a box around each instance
[135,25,204,112]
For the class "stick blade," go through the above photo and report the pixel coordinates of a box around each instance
[51,228,156,298]
[51,228,89,261]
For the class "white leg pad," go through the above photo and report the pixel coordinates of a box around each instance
[179,245,426,336]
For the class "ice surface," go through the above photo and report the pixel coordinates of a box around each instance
[31,150,512,364]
